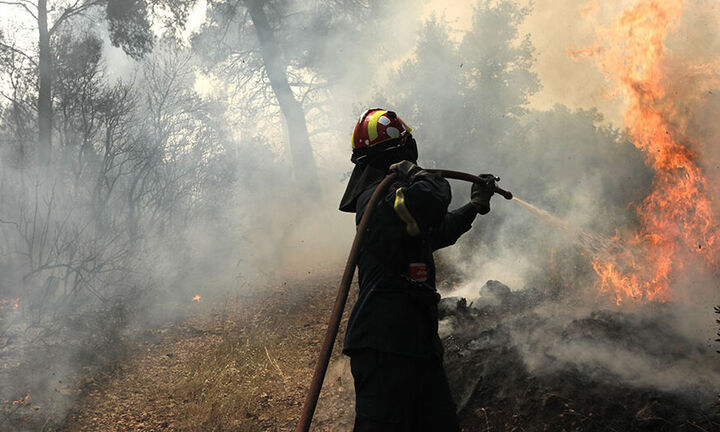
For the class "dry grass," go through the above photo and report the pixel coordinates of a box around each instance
[62,276,356,432]
[173,320,291,430]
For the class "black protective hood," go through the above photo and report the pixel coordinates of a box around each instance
[339,136,418,213]
[338,163,386,213]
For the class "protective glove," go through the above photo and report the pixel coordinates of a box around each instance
[471,174,497,215]
[389,160,423,182]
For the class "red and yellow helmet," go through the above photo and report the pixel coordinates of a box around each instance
[351,109,412,163]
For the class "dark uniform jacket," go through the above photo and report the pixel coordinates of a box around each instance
[343,170,477,359]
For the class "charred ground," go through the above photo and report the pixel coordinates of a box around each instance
[441,287,719,432]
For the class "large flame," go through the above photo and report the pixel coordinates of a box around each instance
[575,0,720,304]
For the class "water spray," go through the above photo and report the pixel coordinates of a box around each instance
[512,197,618,256]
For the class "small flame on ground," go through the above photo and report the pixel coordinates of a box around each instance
[575,0,720,304]
[0,298,19,310]
[192,295,202,302]
[11,392,30,406]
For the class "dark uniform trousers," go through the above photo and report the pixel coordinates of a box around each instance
[345,171,476,432]
[350,349,460,432]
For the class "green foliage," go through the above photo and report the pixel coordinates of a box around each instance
[373,0,652,281]
[380,2,541,173]
[106,0,198,60]
[106,0,154,59]
[460,1,539,116]
[377,0,649,214]
[390,16,468,168]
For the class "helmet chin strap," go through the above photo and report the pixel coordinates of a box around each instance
[383,137,418,169]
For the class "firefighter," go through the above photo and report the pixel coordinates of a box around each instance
[339,109,496,431]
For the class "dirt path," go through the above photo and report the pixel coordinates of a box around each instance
[61,275,356,432]
[55,273,720,432]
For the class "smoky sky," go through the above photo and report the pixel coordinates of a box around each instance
[1,0,719,429]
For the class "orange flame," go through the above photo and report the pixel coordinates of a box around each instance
[0,298,19,310]
[11,392,30,406]
[192,295,202,302]
[577,0,720,304]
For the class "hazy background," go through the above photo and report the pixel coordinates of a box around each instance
[0,0,718,429]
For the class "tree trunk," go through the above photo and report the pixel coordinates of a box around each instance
[37,0,52,165]
[246,0,318,192]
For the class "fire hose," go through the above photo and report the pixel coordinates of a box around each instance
[295,169,513,432]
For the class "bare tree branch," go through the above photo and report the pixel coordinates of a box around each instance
[0,0,38,19]
[49,0,104,35]
[0,40,38,66]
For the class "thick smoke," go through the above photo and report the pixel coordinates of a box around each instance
[427,0,720,401]
[0,0,719,429]
[0,1,426,427]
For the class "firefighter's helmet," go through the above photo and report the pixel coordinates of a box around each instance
[351,109,412,164]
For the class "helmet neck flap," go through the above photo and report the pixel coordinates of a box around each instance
[339,136,418,213]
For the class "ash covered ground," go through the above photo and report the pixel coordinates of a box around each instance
[439,278,720,431]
